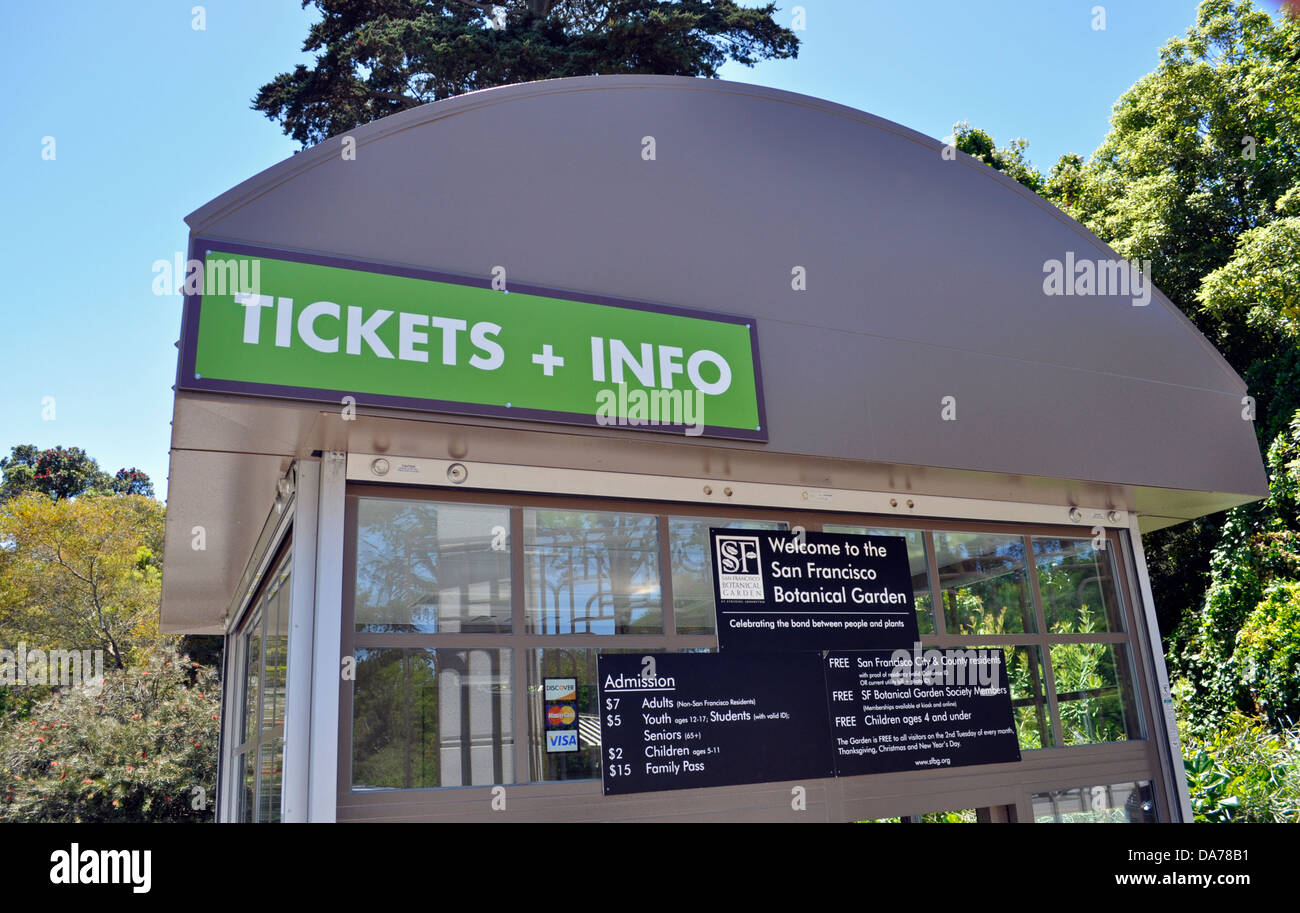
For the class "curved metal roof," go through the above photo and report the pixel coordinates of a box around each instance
[163,75,1267,631]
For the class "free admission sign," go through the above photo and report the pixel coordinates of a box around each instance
[177,240,767,440]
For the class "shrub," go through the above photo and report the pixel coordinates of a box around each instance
[1232,580,1300,727]
[1183,712,1300,822]
[0,652,219,822]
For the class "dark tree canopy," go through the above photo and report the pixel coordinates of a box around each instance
[255,0,800,145]
[0,445,154,502]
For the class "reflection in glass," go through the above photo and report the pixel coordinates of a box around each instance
[960,644,1053,749]
[825,526,935,635]
[527,649,601,781]
[669,517,785,635]
[354,499,511,633]
[243,618,262,745]
[259,739,283,823]
[525,510,662,634]
[933,532,1035,635]
[1050,643,1140,745]
[266,578,289,728]
[240,752,254,823]
[351,648,513,790]
[1033,537,1125,633]
[1033,780,1156,822]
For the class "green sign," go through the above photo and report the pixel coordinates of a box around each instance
[178,242,766,440]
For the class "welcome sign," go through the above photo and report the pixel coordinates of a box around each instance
[177,240,767,440]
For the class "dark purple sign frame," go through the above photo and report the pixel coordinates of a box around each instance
[175,237,768,442]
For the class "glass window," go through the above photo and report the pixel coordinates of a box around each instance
[861,809,979,823]
[918,808,978,823]
[526,649,601,781]
[242,613,262,746]
[1033,780,1157,822]
[524,509,662,634]
[962,644,1053,749]
[259,740,283,823]
[524,647,712,783]
[233,554,291,822]
[239,752,254,824]
[1033,537,1125,633]
[1050,643,1141,745]
[354,499,512,634]
[267,582,288,728]
[669,516,786,635]
[933,531,1036,635]
[262,595,279,732]
[824,525,935,635]
[1005,645,1053,749]
[351,648,514,790]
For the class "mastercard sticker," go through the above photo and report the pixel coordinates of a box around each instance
[547,704,577,727]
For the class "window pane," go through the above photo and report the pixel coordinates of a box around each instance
[524,509,662,634]
[1050,643,1141,745]
[824,526,935,635]
[351,648,513,790]
[354,499,512,634]
[526,649,601,781]
[933,532,1035,635]
[1032,780,1156,823]
[669,516,785,635]
[1033,537,1125,633]
[962,644,1053,749]
[259,739,282,823]
[525,648,712,782]
[238,751,254,823]
[267,573,289,729]
[242,615,262,746]
[918,809,977,823]
[261,589,277,733]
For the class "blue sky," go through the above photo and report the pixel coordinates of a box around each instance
[0,0,1222,500]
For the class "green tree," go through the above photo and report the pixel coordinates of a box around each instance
[255,0,801,146]
[1233,580,1300,725]
[0,445,153,503]
[0,492,168,671]
[1057,0,1300,654]
[1174,410,1300,733]
[951,121,1045,194]
[1073,0,1300,323]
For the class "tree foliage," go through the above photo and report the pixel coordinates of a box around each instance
[1172,411,1300,733]
[949,5,1300,782]
[0,492,167,671]
[1071,0,1300,331]
[256,0,800,145]
[952,121,1046,194]
[0,445,154,503]
[1183,712,1300,822]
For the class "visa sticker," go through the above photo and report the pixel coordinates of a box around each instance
[546,730,579,753]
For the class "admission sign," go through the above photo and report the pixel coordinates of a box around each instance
[178,241,766,440]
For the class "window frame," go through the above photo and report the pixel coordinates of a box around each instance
[337,482,1167,819]
[229,545,292,822]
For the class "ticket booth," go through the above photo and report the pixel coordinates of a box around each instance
[159,75,1268,822]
